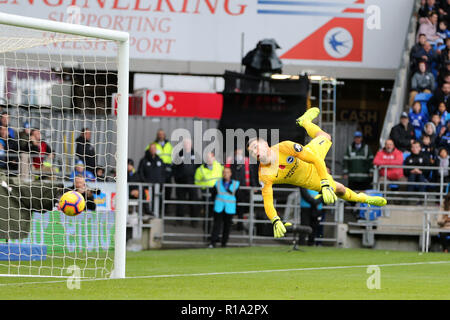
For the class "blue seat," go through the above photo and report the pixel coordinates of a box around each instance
[388,184,399,191]
[403,151,411,160]
[437,233,450,240]
[358,189,383,221]
[445,183,450,194]
[414,92,433,102]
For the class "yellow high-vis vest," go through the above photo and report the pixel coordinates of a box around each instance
[146,141,173,165]
[194,161,224,189]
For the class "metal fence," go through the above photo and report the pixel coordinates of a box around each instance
[373,164,447,206]
[126,164,450,251]
[422,210,450,253]
[127,182,344,248]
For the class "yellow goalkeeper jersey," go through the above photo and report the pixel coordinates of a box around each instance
[258,138,336,220]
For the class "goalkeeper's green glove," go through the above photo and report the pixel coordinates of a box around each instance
[271,216,292,238]
[315,179,337,204]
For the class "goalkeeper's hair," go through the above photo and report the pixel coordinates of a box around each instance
[246,136,267,150]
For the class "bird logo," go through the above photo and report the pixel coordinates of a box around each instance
[323,27,353,59]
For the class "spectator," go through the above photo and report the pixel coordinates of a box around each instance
[146,129,173,190]
[225,147,259,230]
[226,148,259,187]
[438,68,450,87]
[438,192,450,253]
[411,33,428,72]
[28,129,53,169]
[440,36,450,59]
[18,121,31,151]
[127,158,140,200]
[75,128,96,175]
[421,134,437,165]
[419,0,437,22]
[299,187,323,246]
[437,101,449,126]
[209,167,240,248]
[417,11,440,45]
[373,139,407,187]
[440,0,450,25]
[194,152,223,190]
[343,131,374,191]
[0,125,18,171]
[389,112,416,152]
[414,41,439,75]
[65,175,97,211]
[69,159,96,182]
[439,38,450,66]
[428,82,450,115]
[137,144,166,216]
[410,61,436,106]
[431,113,444,137]
[437,20,450,41]
[438,60,450,87]
[138,143,165,185]
[409,101,429,139]
[0,112,16,139]
[95,167,106,182]
[434,147,450,183]
[422,121,438,146]
[403,141,431,195]
[172,138,201,227]
[436,119,450,150]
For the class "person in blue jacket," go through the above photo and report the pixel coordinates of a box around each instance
[409,101,428,140]
[69,159,96,182]
[209,167,240,248]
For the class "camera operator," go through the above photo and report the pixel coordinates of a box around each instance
[66,174,100,211]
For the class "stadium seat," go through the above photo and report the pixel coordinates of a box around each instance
[358,190,383,221]
[414,92,433,102]
[388,184,399,191]
[445,183,450,194]
[403,151,411,160]
[436,233,450,242]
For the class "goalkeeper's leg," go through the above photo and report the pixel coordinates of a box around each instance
[296,107,331,141]
[334,182,387,206]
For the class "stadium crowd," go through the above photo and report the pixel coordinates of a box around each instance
[351,1,450,196]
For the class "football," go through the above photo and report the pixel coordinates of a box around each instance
[59,191,86,216]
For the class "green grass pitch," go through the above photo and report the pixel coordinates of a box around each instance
[0,246,449,300]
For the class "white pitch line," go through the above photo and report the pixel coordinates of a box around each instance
[0,260,449,288]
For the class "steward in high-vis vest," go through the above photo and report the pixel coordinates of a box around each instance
[194,153,224,189]
[209,167,240,248]
[343,131,374,191]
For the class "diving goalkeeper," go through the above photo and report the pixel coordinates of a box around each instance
[247,107,387,238]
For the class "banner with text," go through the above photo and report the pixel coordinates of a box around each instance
[0,0,414,71]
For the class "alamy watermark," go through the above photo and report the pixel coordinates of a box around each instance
[66,265,81,290]
[170,120,279,165]
[366,265,381,290]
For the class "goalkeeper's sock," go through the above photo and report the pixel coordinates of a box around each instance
[339,188,368,203]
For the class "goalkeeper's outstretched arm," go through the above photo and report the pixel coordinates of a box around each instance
[261,180,291,238]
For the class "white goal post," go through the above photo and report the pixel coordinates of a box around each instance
[0,12,129,279]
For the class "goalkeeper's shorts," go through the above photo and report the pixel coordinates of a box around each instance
[301,136,337,192]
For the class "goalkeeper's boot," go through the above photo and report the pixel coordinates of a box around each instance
[365,194,387,207]
[296,107,320,127]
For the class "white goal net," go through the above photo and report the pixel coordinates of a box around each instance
[0,13,129,279]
